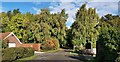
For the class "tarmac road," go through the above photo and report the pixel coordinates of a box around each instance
[33,49,83,62]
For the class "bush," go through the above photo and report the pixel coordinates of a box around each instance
[2,40,8,49]
[41,38,59,51]
[2,47,34,62]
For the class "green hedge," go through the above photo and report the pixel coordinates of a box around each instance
[2,47,34,62]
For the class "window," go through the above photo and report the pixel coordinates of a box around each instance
[8,42,16,48]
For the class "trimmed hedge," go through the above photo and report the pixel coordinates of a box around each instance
[2,47,34,62]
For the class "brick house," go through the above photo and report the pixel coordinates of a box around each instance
[0,32,41,51]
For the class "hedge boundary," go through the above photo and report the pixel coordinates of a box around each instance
[2,47,34,62]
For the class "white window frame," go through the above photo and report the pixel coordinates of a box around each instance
[8,42,16,48]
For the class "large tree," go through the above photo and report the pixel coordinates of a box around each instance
[96,14,120,62]
[71,4,99,48]
[34,9,68,47]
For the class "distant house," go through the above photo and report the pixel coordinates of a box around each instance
[0,32,41,51]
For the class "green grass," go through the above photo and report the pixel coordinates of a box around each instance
[68,49,79,55]
[18,55,37,60]
[41,49,59,53]
[69,52,78,55]
[13,55,37,62]
[40,48,63,53]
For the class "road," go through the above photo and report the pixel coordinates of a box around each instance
[33,49,83,62]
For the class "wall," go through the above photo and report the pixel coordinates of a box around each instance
[21,44,41,51]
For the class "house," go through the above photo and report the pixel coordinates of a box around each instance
[0,32,22,47]
[0,32,41,51]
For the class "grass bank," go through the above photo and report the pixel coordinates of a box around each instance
[40,48,63,53]
[13,55,37,62]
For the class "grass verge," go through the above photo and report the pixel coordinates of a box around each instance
[13,55,37,62]
[40,48,63,53]
[69,52,79,55]
[41,49,59,53]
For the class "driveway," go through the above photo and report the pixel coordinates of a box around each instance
[32,49,83,62]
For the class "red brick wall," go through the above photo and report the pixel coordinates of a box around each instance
[21,44,41,51]
[32,44,41,51]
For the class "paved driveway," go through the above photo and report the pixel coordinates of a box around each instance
[33,49,83,62]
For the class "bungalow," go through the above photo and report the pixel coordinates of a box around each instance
[0,32,41,51]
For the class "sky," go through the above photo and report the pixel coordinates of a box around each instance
[1,1,119,28]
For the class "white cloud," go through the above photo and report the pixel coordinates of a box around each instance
[32,7,41,14]
[0,6,2,13]
[1,0,119,2]
[49,2,83,28]
[32,7,38,11]
[33,2,42,5]
[89,0,119,2]
[87,2,118,17]
[33,2,118,28]
[49,2,118,28]
[52,0,119,2]
[0,2,4,13]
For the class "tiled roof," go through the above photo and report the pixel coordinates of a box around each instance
[0,32,11,40]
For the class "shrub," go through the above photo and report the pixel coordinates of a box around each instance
[2,40,8,49]
[41,38,59,51]
[2,47,34,62]
[51,38,59,50]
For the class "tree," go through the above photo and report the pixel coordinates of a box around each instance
[8,13,25,42]
[0,12,10,32]
[97,25,120,62]
[33,9,68,47]
[96,14,120,62]
[13,9,21,15]
[7,10,13,20]
[71,4,99,48]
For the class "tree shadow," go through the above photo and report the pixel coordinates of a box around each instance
[64,49,74,52]
[69,54,94,61]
